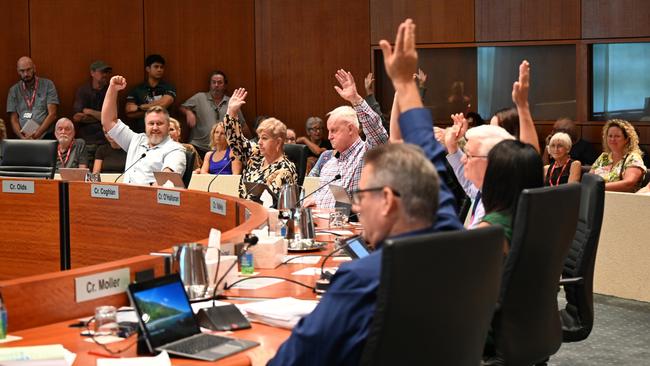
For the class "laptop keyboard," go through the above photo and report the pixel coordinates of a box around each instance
[166,334,230,355]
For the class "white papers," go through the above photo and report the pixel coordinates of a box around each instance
[20,120,40,135]
[83,335,124,345]
[0,335,23,344]
[96,350,171,366]
[282,255,321,264]
[239,297,318,329]
[0,344,75,366]
[316,229,354,236]
[332,256,352,262]
[291,267,337,276]
[229,277,284,290]
[190,299,233,314]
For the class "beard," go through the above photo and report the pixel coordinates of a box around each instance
[147,133,164,146]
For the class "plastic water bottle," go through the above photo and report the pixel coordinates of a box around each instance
[0,292,7,339]
[240,253,254,275]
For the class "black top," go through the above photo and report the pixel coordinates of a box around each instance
[545,159,572,186]
[95,144,127,173]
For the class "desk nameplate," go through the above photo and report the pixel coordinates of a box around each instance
[210,197,227,215]
[75,268,130,303]
[91,184,120,200]
[157,189,181,206]
[2,180,35,194]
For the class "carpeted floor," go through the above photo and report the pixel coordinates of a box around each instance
[550,294,650,365]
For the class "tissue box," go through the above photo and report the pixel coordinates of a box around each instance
[206,255,238,290]
[248,236,287,269]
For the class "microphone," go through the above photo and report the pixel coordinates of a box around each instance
[296,174,341,207]
[207,156,236,192]
[334,151,341,159]
[314,236,360,295]
[114,153,146,183]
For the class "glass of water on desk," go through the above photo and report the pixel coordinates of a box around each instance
[94,305,118,335]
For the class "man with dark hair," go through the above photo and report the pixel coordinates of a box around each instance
[125,54,176,133]
[7,56,59,139]
[72,60,112,166]
[180,70,248,156]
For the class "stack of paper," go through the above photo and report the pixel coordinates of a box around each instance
[239,297,318,329]
[0,344,75,365]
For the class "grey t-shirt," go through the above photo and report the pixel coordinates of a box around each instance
[6,77,59,132]
[182,92,244,150]
[55,138,88,171]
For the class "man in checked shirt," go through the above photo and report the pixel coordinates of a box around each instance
[305,69,389,208]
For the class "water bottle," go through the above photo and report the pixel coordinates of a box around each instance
[0,292,7,339]
[240,253,254,275]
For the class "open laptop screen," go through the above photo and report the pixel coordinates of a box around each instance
[129,276,199,349]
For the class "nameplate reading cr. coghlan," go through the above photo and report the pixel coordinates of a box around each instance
[91,184,120,199]
[210,197,227,215]
[75,268,130,302]
[157,189,181,206]
[2,180,35,194]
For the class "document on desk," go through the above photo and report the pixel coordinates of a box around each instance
[282,255,322,264]
[229,277,284,290]
[291,267,338,276]
[240,297,319,329]
[96,350,171,366]
[0,344,75,365]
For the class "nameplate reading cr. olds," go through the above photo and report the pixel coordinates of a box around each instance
[2,180,35,194]
[75,268,130,303]
[157,189,181,206]
[91,184,120,199]
[210,197,227,215]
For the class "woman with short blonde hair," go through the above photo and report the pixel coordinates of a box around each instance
[544,132,582,185]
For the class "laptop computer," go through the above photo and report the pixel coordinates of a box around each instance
[153,171,185,188]
[59,167,90,181]
[329,184,352,217]
[127,274,258,361]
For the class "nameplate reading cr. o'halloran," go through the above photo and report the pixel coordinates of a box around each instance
[91,184,120,199]
[2,180,35,194]
[210,197,226,215]
[75,268,130,303]
[157,189,181,206]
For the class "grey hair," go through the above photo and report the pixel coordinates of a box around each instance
[547,132,572,152]
[465,124,514,156]
[55,117,74,130]
[305,116,323,130]
[364,143,439,224]
[327,106,359,129]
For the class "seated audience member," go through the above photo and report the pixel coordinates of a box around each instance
[7,56,59,139]
[590,119,646,192]
[363,72,390,132]
[200,122,242,175]
[72,60,111,166]
[286,128,297,144]
[92,129,127,174]
[168,117,202,171]
[307,69,389,208]
[54,118,88,171]
[479,140,544,251]
[544,132,581,185]
[223,88,296,198]
[0,118,6,162]
[296,116,332,171]
[101,75,186,185]
[249,18,462,366]
[180,70,249,157]
[125,54,175,133]
[552,118,599,165]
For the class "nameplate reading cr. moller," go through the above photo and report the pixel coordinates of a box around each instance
[2,180,35,194]
[75,268,130,303]
[157,189,181,206]
[210,197,226,215]
[91,184,120,199]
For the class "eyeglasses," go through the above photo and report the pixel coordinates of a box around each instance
[462,150,488,160]
[351,186,401,205]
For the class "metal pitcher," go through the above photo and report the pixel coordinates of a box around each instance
[299,207,315,239]
[277,183,299,210]
[171,243,209,300]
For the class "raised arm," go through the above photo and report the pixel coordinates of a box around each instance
[101,76,126,132]
[223,88,252,163]
[512,60,540,152]
[389,92,403,143]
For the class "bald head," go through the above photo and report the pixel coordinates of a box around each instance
[17,56,36,83]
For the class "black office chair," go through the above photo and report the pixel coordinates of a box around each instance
[0,139,58,179]
[283,143,309,186]
[487,184,581,366]
[360,227,505,366]
[560,174,605,342]
[182,150,195,188]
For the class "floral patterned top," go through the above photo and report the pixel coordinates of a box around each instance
[224,114,297,199]
[590,151,646,185]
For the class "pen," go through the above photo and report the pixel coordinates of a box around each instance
[88,351,120,358]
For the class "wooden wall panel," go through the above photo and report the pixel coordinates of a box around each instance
[476,0,580,41]
[29,0,144,123]
[255,0,371,135]
[0,0,30,139]
[144,0,256,130]
[583,0,650,39]
[370,0,474,44]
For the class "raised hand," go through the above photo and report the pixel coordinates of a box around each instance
[512,60,530,107]
[110,75,127,91]
[414,68,427,88]
[450,113,468,139]
[334,69,363,104]
[379,19,417,86]
[364,72,375,96]
[227,88,247,116]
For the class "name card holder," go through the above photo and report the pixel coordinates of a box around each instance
[75,268,130,302]
[91,184,120,200]
[210,197,227,215]
[157,189,181,206]
[2,180,35,194]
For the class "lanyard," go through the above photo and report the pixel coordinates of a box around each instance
[20,77,39,111]
[549,159,570,186]
[58,142,74,166]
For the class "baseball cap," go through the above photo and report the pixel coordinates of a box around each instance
[90,60,112,72]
